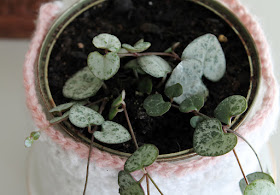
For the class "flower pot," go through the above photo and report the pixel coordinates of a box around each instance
[24,0,279,194]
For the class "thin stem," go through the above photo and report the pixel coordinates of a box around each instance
[86,97,107,108]
[138,174,146,184]
[49,116,69,126]
[226,129,263,172]
[171,104,180,109]
[118,52,181,61]
[122,103,139,149]
[146,173,164,195]
[193,110,210,119]
[232,148,249,185]
[146,174,150,195]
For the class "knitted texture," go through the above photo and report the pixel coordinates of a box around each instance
[24,0,279,182]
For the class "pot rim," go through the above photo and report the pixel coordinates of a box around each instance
[38,0,261,162]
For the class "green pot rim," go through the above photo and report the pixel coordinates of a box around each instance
[38,0,261,162]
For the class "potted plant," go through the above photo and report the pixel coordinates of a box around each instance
[24,0,279,194]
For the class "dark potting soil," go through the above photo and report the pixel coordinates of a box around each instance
[48,0,250,154]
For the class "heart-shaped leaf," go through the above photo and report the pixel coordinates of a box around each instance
[88,51,120,80]
[244,179,279,195]
[118,171,144,195]
[49,111,70,124]
[63,67,103,100]
[49,102,75,113]
[92,33,121,52]
[30,131,41,140]
[214,95,247,125]
[138,77,153,94]
[137,55,172,78]
[193,118,237,156]
[143,94,171,116]
[124,59,146,75]
[122,39,151,53]
[166,59,208,104]
[24,137,34,148]
[124,144,159,172]
[239,172,275,193]
[93,121,131,144]
[190,116,205,128]
[181,33,226,82]
[179,94,205,113]
[69,105,104,128]
[164,83,183,99]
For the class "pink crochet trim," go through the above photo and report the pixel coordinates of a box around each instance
[23,0,277,177]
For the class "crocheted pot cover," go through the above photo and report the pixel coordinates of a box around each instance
[24,0,279,194]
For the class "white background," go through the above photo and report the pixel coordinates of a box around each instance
[0,0,279,194]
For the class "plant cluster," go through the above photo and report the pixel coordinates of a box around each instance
[25,33,279,195]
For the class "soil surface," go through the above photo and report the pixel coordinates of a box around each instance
[48,0,250,154]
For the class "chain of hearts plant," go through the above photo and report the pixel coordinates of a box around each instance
[25,33,279,195]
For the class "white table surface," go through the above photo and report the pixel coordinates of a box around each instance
[0,1,279,194]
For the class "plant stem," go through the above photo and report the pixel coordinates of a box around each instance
[83,99,108,195]
[171,104,180,109]
[146,173,164,195]
[226,129,263,172]
[118,52,181,61]
[138,174,146,184]
[232,148,249,185]
[86,97,107,108]
[122,103,139,149]
[146,174,150,195]
[193,110,210,119]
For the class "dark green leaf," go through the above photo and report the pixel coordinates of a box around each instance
[190,116,205,128]
[179,94,205,113]
[30,131,41,140]
[118,171,144,195]
[143,94,171,116]
[138,77,153,94]
[164,83,183,99]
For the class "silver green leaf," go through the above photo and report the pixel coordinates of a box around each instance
[63,67,103,100]
[88,51,120,80]
[181,33,226,82]
[92,33,121,52]
[193,118,237,156]
[137,55,172,78]
[240,172,275,193]
[124,144,159,172]
[166,59,208,104]
[190,116,205,128]
[124,59,146,75]
[179,94,205,113]
[214,95,247,125]
[143,94,171,117]
[93,121,131,144]
[69,105,104,128]
[49,102,75,113]
[30,131,41,140]
[49,111,70,124]
[25,137,34,148]
[164,83,183,99]
[138,77,153,94]
[122,39,151,53]
[244,179,280,195]
[118,171,144,195]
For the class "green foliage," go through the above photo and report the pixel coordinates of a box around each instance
[137,55,172,78]
[93,121,131,144]
[166,59,208,104]
[49,102,75,113]
[190,116,205,128]
[164,83,183,99]
[109,91,125,120]
[122,39,151,53]
[239,172,275,193]
[118,171,145,195]
[179,94,205,113]
[49,111,70,124]
[25,131,41,147]
[24,137,34,148]
[69,105,104,128]
[214,95,247,125]
[92,33,121,52]
[181,33,226,82]
[88,51,120,80]
[193,118,237,156]
[124,59,146,75]
[63,67,103,100]
[138,77,153,94]
[30,131,41,140]
[124,144,159,173]
[143,94,171,116]
[244,179,279,195]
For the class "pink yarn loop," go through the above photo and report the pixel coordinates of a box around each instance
[23,0,277,176]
